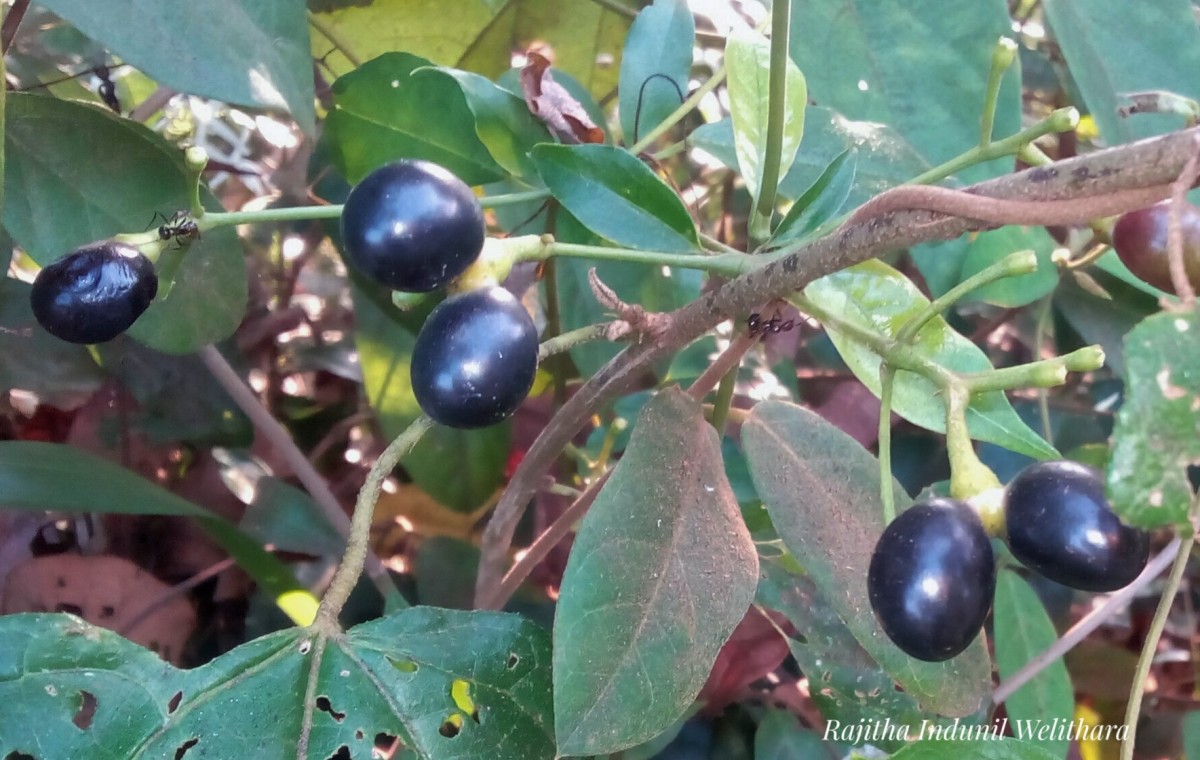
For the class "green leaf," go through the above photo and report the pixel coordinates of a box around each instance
[803,260,1058,459]
[36,0,315,133]
[742,401,991,717]
[993,570,1074,759]
[352,281,509,512]
[532,143,700,251]
[952,226,1060,308]
[1108,309,1200,528]
[312,0,628,100]
[553,388,758,755]
[0,608,554,759]
[787,0,1019,184]
[1183,711,1200,760]
[1043,0,1200,145]
[725,28,807,210]
[1054,268,1160,377]
[753,707,831,759]
[757,562,949,751]
[0,277,105,401]
[0,442,308,620]
[770,149,857,244]
[888,738,1063,760]
[4,94,247,354]
[618,0,694,145]
[414,67,552,179]
[326,52,505,185]
[554,212,702,377]
[689,107,930,208]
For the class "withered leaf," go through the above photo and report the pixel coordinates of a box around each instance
[519,51,605,145]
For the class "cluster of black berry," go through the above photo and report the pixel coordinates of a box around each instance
[340,160,538,429]
[868,460,1151,662]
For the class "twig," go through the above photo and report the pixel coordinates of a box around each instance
[992,536,1184,705]
[1166,135,1200,305]
[118,557,237,637]
[475,126,1200,606]
[198,346,397,603]
[0,0,29,54]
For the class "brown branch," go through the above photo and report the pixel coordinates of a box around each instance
[475,125,1200,607]
[1167,135,1200,305]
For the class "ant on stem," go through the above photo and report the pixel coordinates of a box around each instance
[149,210,201,248]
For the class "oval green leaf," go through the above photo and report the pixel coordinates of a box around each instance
[0,608,553,759]
[742,400,991,717]
[803,260,1058,460]
[1108,308,1200,528]
[414,67,552,179]
[618,0,694,145]
[326,52,505,185]
[770,149,857,244]
[994,570,1075,759]
[4,94,246,353]
[553,388,759,755]
[531,143,701,252]
[726,28,807,211]
[37,0,315,132]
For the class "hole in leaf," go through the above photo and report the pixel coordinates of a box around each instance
[298,640,312,655]
[374,733,399,751]
[72,690,97,729]
[55,603,84,616]
[173,738,199,759]
[5,752,36,760]
[449,679,476,718]
[506,653,519,669]
[324,746,351,760]
[315,696,345,722]
[1188,464,1200,492]
[388,657,418,673]
[168,691,183,714]
[439,714,463,738]
[100,606,115,619]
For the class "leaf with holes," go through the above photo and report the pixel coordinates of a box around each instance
[553,388,758,756]
[1108,309,1200,528]
[4,94,246,354]
[742,400,991,717]
[757,561,953,751]
[532,143,701,252]
[0,608,553,759]
[804,260,1058,460]
[618,0,694,145]
[726,28,807,213]
[993,570,1074,758]
[326,52,504,185]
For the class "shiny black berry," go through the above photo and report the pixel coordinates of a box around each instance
[1004,461,1150,592]
[411,286,538,429]
[868,498,995,662]
[30,241,158,344]
[340,159,485,293]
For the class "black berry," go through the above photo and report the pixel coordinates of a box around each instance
[340,159,485,293]
[30,241,158,344]
[411,287,538,429]
[868,498,995,662]
[1004,461,1150,592]
[1112,200,1200,294]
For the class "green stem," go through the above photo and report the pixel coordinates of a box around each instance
[979,38,1018,147]
[750,0,792,241]
[961,345,1104,393]
[1121,524,1196,760]
[308,10,363,68]
[1034,294,1055,441]
[630,65,728,155]
[908,106,1078,186]
[184,147,208,218]
[316,415,434,626]
[202,205,344,231]
[896,250,1037,344]
[878,365,897,524]
[483,188,551,208]
[709,363,739,435]
[945,385,1002,501]
[538,323,611,360]
[526,239,750,277]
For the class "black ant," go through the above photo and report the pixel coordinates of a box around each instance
[150,210,201,248]
[747,312,796,338]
